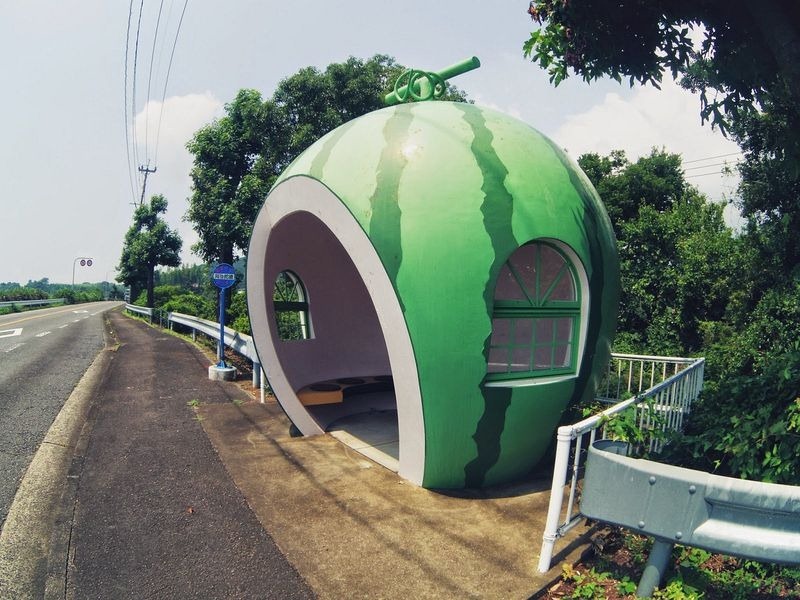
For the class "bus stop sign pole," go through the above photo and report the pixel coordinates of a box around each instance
[211,263,236,367]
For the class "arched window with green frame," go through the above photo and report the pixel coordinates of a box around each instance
[486,241,581,381]
[273,270,311,341]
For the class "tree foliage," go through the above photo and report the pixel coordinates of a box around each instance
[669,285,800,485]
[155,263,210,290]
[729,93,800,313]
[185,89,275,266]
[185,54,469,267]
[117,195,182,308]
[524,1,800,484]
[580,149,738,355]
[0,286,48,302]
[523,0,800,141]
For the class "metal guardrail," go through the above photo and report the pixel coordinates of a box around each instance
[0,298,66,308]
[167,311,262,390]
[537,353,706,573]
[125,303,153,319]
[581,439,800,596]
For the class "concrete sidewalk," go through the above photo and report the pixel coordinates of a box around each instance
[1,308,590,599]
[199,398,591,599]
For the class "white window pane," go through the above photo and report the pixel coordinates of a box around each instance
[514,318,533,345]
[553,344,571,367]
[555,318,573,343]
[538,244,565,297]
[488,348,508,373]
[491,318,511,345]
[509,244,538,299]
[494,264,526,301]
[510,347,531,371]
[533,345,552,369]
[548,268,576,301]
[536,318,554,343]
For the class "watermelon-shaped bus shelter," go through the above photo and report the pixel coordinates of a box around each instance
[247,100,619,489]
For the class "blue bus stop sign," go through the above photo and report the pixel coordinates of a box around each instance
[211,263,236,366]
[211,263,236,289]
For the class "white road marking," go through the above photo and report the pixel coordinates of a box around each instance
[73,319,81,323]
[35,331,51,338]
[4,343,23,353]
[0,328,23,339]
[59,324,70,329]
[73,310,89,314]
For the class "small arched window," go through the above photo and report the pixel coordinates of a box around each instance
[486,242,580,381]
[273,270,311,341]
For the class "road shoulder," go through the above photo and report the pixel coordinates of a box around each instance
[0,313,117,599]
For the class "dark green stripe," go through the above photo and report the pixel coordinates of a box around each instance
[309,119,357,180]
[455,105,518,488]
[454,105,517,318]
[542,138,615,409]
[368,106,414,306]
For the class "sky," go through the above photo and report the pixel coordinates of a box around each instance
[0,1,743,285]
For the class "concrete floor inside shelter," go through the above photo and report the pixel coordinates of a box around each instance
[308,391,400,473]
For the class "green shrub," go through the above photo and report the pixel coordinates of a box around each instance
[666,283,800,484]
[0,286,48,302]
[161,292,215,320]
[229,291,250,334]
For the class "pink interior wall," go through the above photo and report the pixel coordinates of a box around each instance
[263,211,391,391]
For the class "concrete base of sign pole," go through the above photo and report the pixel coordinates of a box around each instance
[208,364,237,381]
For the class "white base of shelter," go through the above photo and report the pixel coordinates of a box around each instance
[247,176,425,485]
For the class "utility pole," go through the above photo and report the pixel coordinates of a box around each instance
[138,163,157,207]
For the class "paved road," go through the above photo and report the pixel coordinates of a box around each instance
[66,309,312,599]
[0,301,121,526]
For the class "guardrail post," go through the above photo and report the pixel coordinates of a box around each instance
[537,426,574,573]
[637,540,673,598]
[252,361,261,389]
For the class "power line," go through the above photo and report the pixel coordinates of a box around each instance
[154,0,190,167]
[685,170,735,179]
[131,0,145,201]
[682,151,742,165]
[143,0,166,164]
[683,161,739,172]
[123,0,137,206]
[123,0,190,207]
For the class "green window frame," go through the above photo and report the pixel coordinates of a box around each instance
[486,241,581,381]
[273,270,311,341]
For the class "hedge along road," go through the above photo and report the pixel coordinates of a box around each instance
[0,301,121,525]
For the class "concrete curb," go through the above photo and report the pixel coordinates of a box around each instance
[0,318,115,599]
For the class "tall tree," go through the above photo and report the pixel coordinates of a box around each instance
[579,149,738,354]
[728,93,800,314]
[523,1,800,141]
[185,89,274,267]
[185,54,469,268]
[118,195,182,308]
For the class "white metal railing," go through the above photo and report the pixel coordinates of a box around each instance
[167,311,263,392]
[537,353,705,573]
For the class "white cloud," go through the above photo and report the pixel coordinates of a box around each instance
[473,95,523,120]
[132,92,224,263]
[551,78,742,204]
